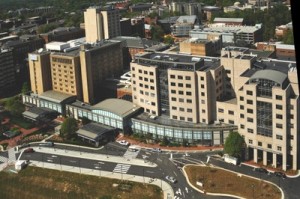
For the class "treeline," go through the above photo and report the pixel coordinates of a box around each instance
[212,4,292,41]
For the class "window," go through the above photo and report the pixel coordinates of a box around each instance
[187,118,193,122]
[218,108,224,113]
[276,95,282,100]
[225,70,231,74]
[276,114,283,119]
[276,105,283,110]
[179,98,184,102]
[172,115,177,119]
[179,107,184,112]
[276,123,283,129]
[249,139,253,144]
[258,142,262,146]
[201,92,205,96]
[240,96,244,101]
[200,77,204,80]
[171,90,176,94]
[202,119,206,123]
[240,124,245,129]
[140,90,144,94]
[247,118,253,123]
[276,135,283,140]
[229,120,234,124]
[172,106,177,110]
[201,84,204,89]
[246,91,253,95]
[139,83,143,87]
[240,114,244,118]
[186,91,192,96]
[138,69,142,73]
[277,146,282,151]
[150,79,154,83]
[180,117,185,121]
[202,109,205,113]
[139,77,142,80]
[267,144,272,149]
[170,75,175,79]
[187,99,192,103]
[187,108,192,113]
[178,83,183,87]
[247,109,253,114]
[228,110,234,115]
[178,91,184,95]
[150,72,153,76]
[144,71,148,75]
[185,76,191,80]
[247,100,253,105]
[240,105,244,110]
[144,78,148,82]
[178,75,183,79]
[247,128,254,133]
[171,97,176,101]
[132,67,135,71]
[186,84,191,88]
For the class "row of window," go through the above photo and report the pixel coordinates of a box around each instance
[172,115,193,122]
[249,140,283,151]
[170,90,192,96]
[171,97,193,103]
[171,106,193,113]
[170,82,192,88]
[131,67,154,76]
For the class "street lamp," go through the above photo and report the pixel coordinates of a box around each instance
[251,184,255,199]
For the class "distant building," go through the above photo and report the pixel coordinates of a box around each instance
[0,50,15,95]
[40,27,85,43]
[275,22,293,38]
[171,15,199,37]
[120,18,132,36]
[190,24,263,46]
[84,7,121,43]
[213,18,244,26]
[202,6,221,21]
[256,42,295,61]
[169,2,202,20]
[179,36,222,56]
[129,3,152,12]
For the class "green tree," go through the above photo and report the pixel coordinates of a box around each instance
[282,29,294,45]
[4,96,25,117]
[224,132,245,158]
[21,82,30,94]
[60,117,78,139]
[163,35,174,45]
[161,136,169,146]
[37,23,59,34]
[150,24,164,41]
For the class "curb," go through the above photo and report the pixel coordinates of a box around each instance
[182,164,284,199]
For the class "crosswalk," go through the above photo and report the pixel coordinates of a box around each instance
[8,148,16,162]
[113,164,131,174]
[123,148,140,159]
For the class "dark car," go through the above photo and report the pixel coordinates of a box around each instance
[24,148,35,153]
[274,171,286,178]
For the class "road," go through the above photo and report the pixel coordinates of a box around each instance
[1,143,300,199]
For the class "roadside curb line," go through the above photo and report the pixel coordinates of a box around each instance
[182,164,284,199]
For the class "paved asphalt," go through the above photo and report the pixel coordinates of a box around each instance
[1,143,300,199]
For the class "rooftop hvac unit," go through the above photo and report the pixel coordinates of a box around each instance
[191,57,201,62]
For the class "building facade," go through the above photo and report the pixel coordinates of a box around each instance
[28,51,52,95]
[0,50,15,95]
[84,7,121,43]
[80,41,123,104]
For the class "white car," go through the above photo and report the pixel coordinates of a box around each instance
[117,140,130,146]
[165,176,177,183]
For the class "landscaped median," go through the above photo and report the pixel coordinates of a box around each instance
[183,164,282,199]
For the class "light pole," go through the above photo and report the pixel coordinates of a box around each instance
[251,184,255,199]
[143,168,145,184]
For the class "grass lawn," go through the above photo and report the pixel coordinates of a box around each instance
[0,166,163,199]
[184,165,281,199]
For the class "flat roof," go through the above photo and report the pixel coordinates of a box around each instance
[250,70,287,86]
[39,90,75,104]
[77,123,114,140]
[92,99,140,118]
[22,107,55,119]
[214,18,243,23]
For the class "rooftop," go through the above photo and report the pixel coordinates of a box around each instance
[77,122,114,140]
[92,98,140,118]
[112,36,159,49]
[39,90,75,104]
[176,15,198,24]
[213,18,243,23]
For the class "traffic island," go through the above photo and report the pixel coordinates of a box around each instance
[183,164,283,199]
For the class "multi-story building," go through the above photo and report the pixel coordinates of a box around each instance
[84,6,121,43]
[179,36,222,56]
[0,49,15,96]
[28,51,52,95]
[80,40,123,104]
[171,15,199,37]
[130,47,299,171]
[40,27,85,43]
[169,2,202,19]
[190,24,263,46]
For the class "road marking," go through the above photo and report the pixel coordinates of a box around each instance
[94,166,100,169]
[47,159,53,162]
[146,171,155,174]
[70,160,77,163]
[98,162,105,164]
[113,164,131,174]
[51,155,57,158]
[157,158,162,162]
[173,171,178,176]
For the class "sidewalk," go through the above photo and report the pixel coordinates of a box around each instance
[29,160,174,199]
[31,146,157,168]
[117,135,223,153]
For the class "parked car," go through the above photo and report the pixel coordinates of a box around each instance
[117,140,130,146]
[24,148,34,153]
[274,171,286,178]
[151,148,162,153]
[165,176,177,183]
